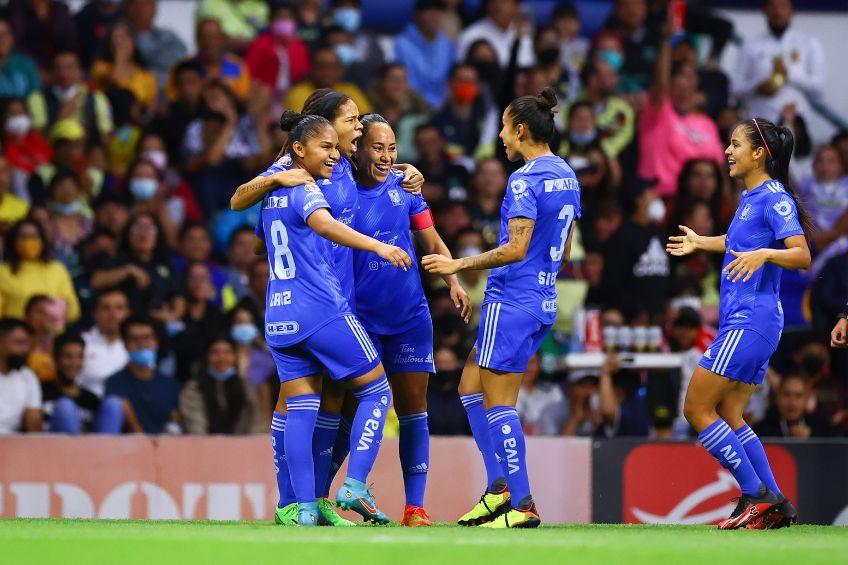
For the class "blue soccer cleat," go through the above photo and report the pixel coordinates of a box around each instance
[297,502,320,526]
[335,479,390,525]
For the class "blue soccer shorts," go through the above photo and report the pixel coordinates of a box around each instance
[476,301,552,373]
[270,314,381,383]
[367,316,435,375]
[698,327,775,385]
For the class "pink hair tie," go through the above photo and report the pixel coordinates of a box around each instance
[753,119,773,160]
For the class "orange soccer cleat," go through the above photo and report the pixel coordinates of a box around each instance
[401,505,433,527]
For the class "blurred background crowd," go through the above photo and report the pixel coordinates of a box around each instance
[0,0,845,441]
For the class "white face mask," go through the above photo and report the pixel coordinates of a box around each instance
[647,198,667,223]
[5,115,31,137]
[142,150,168,171]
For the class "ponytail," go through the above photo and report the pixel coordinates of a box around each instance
[745,118,815,239]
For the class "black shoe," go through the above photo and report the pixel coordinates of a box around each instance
[748,495,797,530]
[717,484,780,530]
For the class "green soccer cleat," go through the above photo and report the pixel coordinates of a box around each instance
[318,497,356,526]
[335,479,390,525]
[457,477,511,526]
[274,502,298,525]
[479,496,541,529]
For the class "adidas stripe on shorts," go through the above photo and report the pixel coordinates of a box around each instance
[270,314,381,382]
[698,327,775,385]
[476,301,553,373]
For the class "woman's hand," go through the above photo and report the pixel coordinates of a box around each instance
[375,243,412,270]
[666,225,700,256]
[271,169,315,188]
[724,248,769,282]
[449,283,472,324]
[422,254,461,275]
[394,163,424,195]
[832,318,848,348]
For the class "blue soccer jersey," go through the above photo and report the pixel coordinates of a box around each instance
[718,180,804,347]
[483,155,581,325]
[256,183,351,348]
[353,170,432,334]
[260,154,358,306]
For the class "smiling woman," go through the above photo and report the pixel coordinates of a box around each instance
[666,116,812,530]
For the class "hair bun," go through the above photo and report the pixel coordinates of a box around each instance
[536,87,558,114]
[278,110,304,132]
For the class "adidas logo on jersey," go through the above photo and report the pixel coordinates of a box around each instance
[704,348,712,359]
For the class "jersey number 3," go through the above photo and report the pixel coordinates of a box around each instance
[550,204,575,262]
[269,220,296,280]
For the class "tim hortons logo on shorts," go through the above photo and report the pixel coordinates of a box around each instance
[622,444,797,525]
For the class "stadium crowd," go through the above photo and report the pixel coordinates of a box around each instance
[0,0,845,440]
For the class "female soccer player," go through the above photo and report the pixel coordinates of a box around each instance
[232,90,423,526]
[350,114,472,526]
[423,87,581,528]
[667,118,812,530]
[256,112,411,526]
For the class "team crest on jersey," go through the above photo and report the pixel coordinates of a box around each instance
[304,183,321,194]
[273,154,292,168]
[511,178,528,194]
[320,178,332,185]
[388,189,403,206]
[773,200,793,218]
[739,204,752,220]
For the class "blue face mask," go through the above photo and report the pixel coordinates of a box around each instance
[570,128,598,146]
[230,323,259,344]
[165,319,186,337]
[49,200,81,216]
[333,8,361,33]
[334,43,356,66]
[129,178,159,201]
[208,367,238,381]
[599,50,624,72]
[129,348,157,369]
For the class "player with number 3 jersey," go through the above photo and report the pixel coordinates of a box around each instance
[423,87,580,528]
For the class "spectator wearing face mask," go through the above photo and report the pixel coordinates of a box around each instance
[46,170,92,271]
[41,332,124,434]
[196,0,268,51]
[135,133,204,227]
[326,0,386,91]
[597,180,670,322]
[0,318,42,433]
[432,63,496,160]
[124,159,179,248]
[104,315,181,434]
[0,219,80,323]
[244,3,310,120]
[534,26,578,103]
[395,0,456,110]
[1,98,52,196]
[0,19,49,131]
[179,336,263,434]
[602,0,663,94]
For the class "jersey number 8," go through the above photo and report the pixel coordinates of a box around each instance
[550,204,575,262]
[269,219,296,280]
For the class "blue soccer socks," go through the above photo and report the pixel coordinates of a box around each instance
[346,376,391,483]
[398,412,429,507]
[735,423,781,495]
[284,395,320,504]
[312,411,340,498]
[461,393,504,491]
[485,406,530,505]
[271,411,296,508]
[699,418,762,496]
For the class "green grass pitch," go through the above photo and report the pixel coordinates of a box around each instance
[1,519,846,565]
